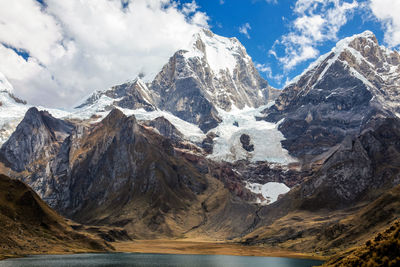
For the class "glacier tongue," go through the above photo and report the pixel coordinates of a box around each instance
[207,103,296,164]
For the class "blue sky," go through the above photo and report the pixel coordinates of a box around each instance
[0,0,399,107]
[182,0,389,88]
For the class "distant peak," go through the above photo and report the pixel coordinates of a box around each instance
[285,30,380,87]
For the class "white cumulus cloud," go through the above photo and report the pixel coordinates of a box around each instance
[369,0,400,48]
[270,0,358,70]
[255,63,283,83]
[239,23,252,39]
[0,0,209,108]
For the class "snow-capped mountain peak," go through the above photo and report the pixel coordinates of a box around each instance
[284,30,400,113]
[149,28,277,131]
[184,29,251,77]
[264,30,400,158]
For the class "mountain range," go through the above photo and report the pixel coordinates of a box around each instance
[0,28,399,264]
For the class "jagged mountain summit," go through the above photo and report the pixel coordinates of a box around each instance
[69,29,289,164]
[264,31,400,159]
[77,29,279,132]
[150,29,278,131]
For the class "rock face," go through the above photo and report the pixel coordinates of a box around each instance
[299,117,400,210]
[142,116,184,143]
[264,31,400,158]
[0,107,74,172]
[77,29,278,132]
[239,118,400,255]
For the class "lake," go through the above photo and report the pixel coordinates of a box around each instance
[0,253,323,267]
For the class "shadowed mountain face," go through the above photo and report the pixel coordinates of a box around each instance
[0,174,109,257]
[263,31,400,159]
[0,109,258,239]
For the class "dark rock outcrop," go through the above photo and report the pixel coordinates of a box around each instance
[240,134,254,152]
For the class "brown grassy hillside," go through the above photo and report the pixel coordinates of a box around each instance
[0,174,111,259]
[324,219,400,266]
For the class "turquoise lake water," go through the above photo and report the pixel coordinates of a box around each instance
[0,253,323,267]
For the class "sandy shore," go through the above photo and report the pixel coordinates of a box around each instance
[113,240,327,260]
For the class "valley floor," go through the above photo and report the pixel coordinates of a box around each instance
[112,240,327,260]
[0,240,327,262]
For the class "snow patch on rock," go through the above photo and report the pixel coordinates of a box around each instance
[245,181,290,205]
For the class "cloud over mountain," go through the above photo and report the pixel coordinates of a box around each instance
[0,0,208,108]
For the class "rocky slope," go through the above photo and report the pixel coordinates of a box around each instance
[0,72,71,148]
[0,173,110,258]
[264,31,400,160]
